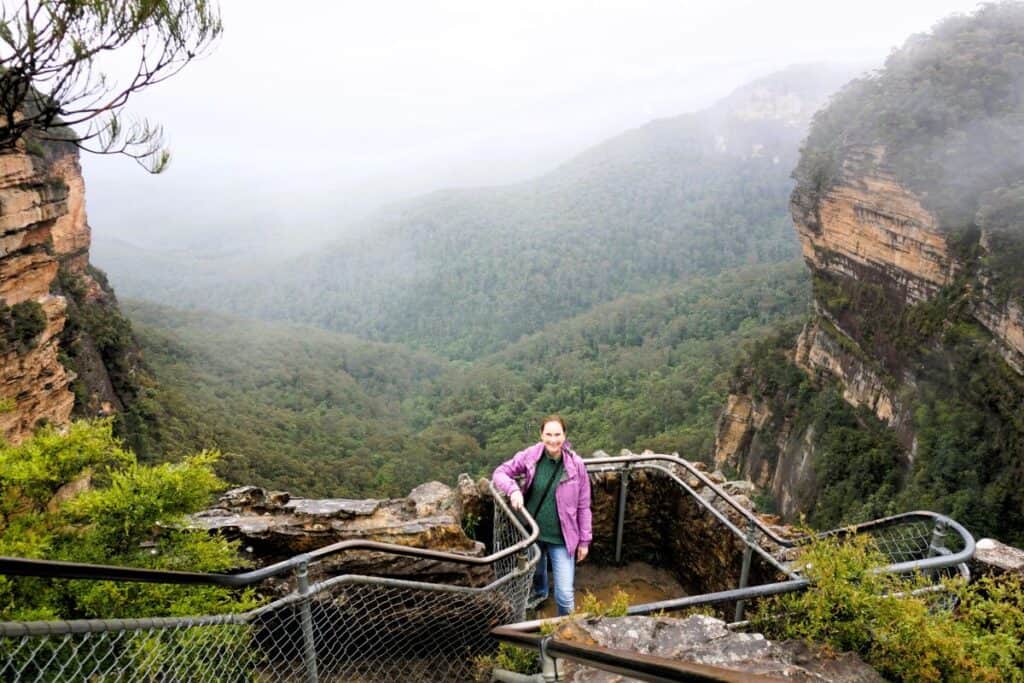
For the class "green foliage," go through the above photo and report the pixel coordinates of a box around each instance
[473,642,540,680]
[751,536,1024,682]
[0,299,46,352]
[577,588,631,618]
[0,420,255,622]
[123,260,810,497]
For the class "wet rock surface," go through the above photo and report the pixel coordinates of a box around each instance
[554,614,883,682]
[973,538,1024,577]
[190,481,490,586]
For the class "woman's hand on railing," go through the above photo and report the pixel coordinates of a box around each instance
[509,490,524,511]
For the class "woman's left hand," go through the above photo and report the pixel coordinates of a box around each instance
[576,545,589,563]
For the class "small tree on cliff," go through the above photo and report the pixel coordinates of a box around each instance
[0,0,222,172]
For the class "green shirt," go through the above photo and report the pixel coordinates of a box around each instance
[526,453,564,545]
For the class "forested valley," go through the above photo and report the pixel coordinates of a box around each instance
[124,260,810,498]
[102,65,853,497]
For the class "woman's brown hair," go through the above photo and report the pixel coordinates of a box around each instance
[539,414,567,433]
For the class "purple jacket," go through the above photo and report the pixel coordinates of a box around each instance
[492,442,592,555]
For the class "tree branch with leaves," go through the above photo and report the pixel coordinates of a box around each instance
[0,0,222,172]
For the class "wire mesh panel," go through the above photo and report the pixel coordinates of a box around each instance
[1,619,257,683]
[0,490,538,682]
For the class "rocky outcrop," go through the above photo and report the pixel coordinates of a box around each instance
[716,134,1024,526]
[972,538,1024,578]
[190,481,492,586]
[794,318,905,432]
[0,138,134,442]
[713,393,771,474]
[971,292,1024,374]
[553,614,883,682]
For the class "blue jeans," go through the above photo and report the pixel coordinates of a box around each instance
[533,542,575,615]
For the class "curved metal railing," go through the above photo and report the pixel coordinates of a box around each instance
[490,453,976,683]
[0,482,540,682]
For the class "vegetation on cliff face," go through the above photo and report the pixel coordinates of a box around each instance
[52,264,158,445]
[733,324,905,527]
[124,261,810,498]
[0,299,46,353]
[727,2,1024,545]
[795,1,1024,301]
[736,276,1024,543]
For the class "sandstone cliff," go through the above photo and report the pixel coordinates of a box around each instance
[711,5,1024,538]
[714,143,1024,528]
[0,140,139,443]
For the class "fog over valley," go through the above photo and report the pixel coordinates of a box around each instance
[86,0,982,277]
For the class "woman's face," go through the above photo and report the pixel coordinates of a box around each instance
[541,421,566,456]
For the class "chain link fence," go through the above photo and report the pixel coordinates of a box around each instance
[0,485,539,683]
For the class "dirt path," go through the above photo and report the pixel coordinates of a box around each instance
[532,561,685,619]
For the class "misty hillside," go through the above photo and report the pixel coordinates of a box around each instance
[796,5,1024,299]
[106,64,855,359]
[125,260,810,497]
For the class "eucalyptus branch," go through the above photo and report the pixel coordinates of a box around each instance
[0,0,221,172]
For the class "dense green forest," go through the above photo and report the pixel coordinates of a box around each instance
[125,261,810,498]
[104,65,851,360]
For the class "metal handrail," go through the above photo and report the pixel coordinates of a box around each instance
[587,454,976,574]
[490,453,976,683]
[491,624,782,683]
[0,481,539,587]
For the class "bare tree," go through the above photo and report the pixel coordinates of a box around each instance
[0,0,222,172]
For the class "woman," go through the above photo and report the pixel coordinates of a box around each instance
[492,415,592,615]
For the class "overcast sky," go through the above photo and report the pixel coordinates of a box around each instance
[81,0,987,250]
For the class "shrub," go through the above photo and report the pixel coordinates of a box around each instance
[750,535,1024,681]
[0,420,257,621]
[0,299,47,352]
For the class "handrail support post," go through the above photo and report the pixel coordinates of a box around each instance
[296,560,319,683]
[734,518,757,622]
[927,519,948,579]
[614,464,630,564]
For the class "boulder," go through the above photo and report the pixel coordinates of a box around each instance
[190,483,490,586]
[554,614,883,682]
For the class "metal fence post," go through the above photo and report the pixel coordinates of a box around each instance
[614,464,630,564]
[295,560,319,683]
[734,518,757,622]
[927,519,948,580]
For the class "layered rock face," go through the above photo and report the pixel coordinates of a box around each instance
[714,141,1024,521]
[0,146,79,442]
[790,146,955,303]
[0,140,126,443]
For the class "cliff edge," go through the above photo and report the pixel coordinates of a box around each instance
[0,139,141,443]
[713,3,1024,541]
